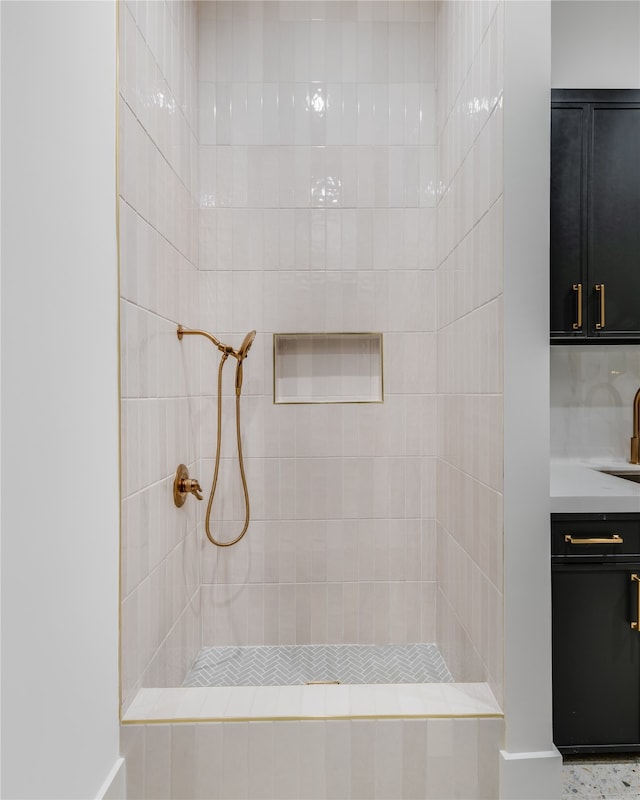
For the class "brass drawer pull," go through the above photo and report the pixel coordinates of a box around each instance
[632,574,640,631]
[595,283,606,330]
[572,283,582,330]
[564,534,623,545]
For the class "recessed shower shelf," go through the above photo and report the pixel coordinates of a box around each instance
[273,332,384,405]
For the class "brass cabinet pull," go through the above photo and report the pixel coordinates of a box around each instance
[632,574,640,631]
[595,283,606,329]
[564,534,623,545]
[572,283,582,330]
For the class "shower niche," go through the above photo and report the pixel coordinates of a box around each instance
[273,332,384,404]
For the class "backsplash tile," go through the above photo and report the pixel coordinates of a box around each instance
[551,346,640,460]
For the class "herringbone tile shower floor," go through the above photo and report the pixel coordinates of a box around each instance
[183,643,453,687]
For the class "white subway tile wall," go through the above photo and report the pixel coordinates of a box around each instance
[435,0,504,704]
[197,1,440,648]
[121,715,502,800]
[119,0,201,713]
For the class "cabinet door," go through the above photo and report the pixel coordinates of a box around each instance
[589,105,640,338]
[552,566,640,752]
[550,105,588,338]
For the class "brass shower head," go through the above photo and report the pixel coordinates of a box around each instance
[237,330,256,361]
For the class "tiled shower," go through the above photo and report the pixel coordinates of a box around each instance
[119,0,504,794]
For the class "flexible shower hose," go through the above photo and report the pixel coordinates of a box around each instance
[205,352,251,547]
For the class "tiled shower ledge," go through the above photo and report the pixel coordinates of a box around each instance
[122,683,502,724]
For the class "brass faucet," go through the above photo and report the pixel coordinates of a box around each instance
[631,388,640,464]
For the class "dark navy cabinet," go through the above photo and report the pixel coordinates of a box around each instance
[551,90,640,343]
[552,513,640,754]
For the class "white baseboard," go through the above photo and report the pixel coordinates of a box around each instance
[96,757,126,800]
[499,748,563,800]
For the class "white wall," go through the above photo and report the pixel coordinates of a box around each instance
[1,2,121,798]
[501,2,562,798]
[552,0,640,87]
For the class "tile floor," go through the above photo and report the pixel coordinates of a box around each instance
[183,643,453,687]
[563,755,640,799]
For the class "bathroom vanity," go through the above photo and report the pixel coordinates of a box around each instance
[551,464,640,754]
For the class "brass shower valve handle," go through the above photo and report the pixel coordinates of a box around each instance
[181,478,203,500]
[173,464,203,507]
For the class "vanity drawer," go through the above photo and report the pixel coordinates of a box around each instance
[552,514,640,560]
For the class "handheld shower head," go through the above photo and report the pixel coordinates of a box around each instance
[234,331,256,396]
[237,330,256,361]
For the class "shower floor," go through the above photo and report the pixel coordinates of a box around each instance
[183,643,453,687]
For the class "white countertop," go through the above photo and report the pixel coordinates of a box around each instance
[551,458,640,514]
